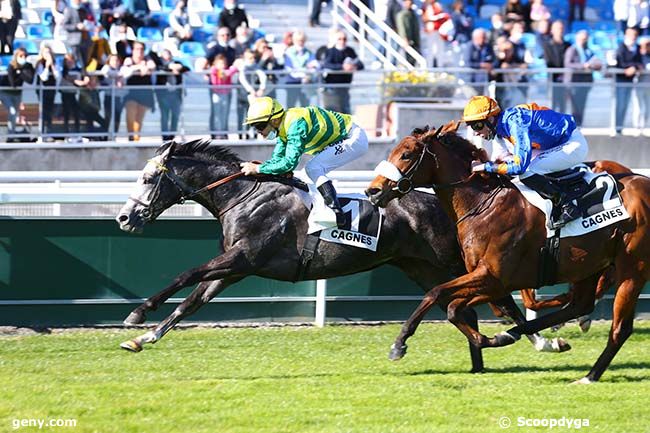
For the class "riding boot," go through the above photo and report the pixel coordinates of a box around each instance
[520,174,561,201]
[317,180,346,228]
[522,174,581,229]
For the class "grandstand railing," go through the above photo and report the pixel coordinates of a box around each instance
[1,67,650,143]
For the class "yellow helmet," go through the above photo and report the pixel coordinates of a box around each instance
[244,97,285,125]
[462,96,501,122]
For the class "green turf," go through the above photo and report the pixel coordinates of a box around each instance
[1,322,649,433]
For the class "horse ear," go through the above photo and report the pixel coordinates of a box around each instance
[411,125,430,136]
[433,124,444,137]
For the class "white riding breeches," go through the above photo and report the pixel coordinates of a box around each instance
[305,123,369,187]
[519,129,589,179]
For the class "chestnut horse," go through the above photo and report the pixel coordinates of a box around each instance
[366,123,650,383]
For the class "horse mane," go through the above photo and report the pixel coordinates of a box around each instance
[156,139,243,164]
[419,120,489,163]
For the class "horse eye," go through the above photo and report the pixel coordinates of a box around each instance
[400,152,413,160]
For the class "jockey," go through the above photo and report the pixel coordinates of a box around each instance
[462,95,589,228]
[240,96,369,227]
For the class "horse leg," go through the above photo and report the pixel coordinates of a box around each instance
[521,289,572,311]
[389,266,494,360]
[492,295,571,353]
[436,301,484,373]
[121,277,240,352]
[575,266,645,384]
[577,265,615,333]
[502,274,599,339]
[123,248,248,325]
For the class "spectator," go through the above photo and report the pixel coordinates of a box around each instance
[626,0,649,34]
[488,13,507,46]
[321,30,363,114]
[563,29,601,126]
[569,0,586,24]
[494,38,528,107]
[230,25,253,58]
[166,0,194,47]
[124,0,151,30]
[0,0,20,55]
[543,20,570,112]
[396,0,421,66]
[59,53,82,139]
[503,0,530,31]
[99,0,123,31]
[530,0,551,31]
[461,28,495,94]
[35,45,59,139]
[614,0,631,33]
[615,27,642,133]
[63,0,91,67]
[534,18,551,57]
[450,0,473,45]
[205,26,237,66]
[385,0,403,34]
[77,72,108,138]
[109,19,136,60]
[309,0,330,27]
[100,53,125,133]
[421,0,453,67]
[219,0,248,38]
[508,20,528,62]
[86,26,112,70]
[258,44,283,100]
[636,37,650,130]
[154,49,189,141]
[0,48,33,138]
[121,40,156,141]
[252,37,270,62]
[52,0,68,39]
[208,54,238,139]
[284,30,316,107]
[237,48,267,138]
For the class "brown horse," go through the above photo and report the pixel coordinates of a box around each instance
[365,123,650,383]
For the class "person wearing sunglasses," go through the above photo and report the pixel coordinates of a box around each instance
[240,96,369,228]
[461,95,588,228]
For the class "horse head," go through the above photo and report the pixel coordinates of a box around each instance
[116,139,241,233]
[366,121,486,207]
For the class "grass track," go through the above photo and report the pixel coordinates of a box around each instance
[1,322,649,433]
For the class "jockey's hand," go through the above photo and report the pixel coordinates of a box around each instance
[471,161,486,172]
[240,162,260,176]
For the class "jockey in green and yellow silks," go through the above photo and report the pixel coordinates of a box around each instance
[240,97,369,227]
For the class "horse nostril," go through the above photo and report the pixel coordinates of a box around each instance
[366,187,380,197]
[117,214,129,224]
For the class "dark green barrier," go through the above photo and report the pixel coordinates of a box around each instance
[0,218,647,326]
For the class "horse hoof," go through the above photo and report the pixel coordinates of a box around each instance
[570,377,594,385]
[554,337,572,353]
[123,310,146,326]
[470,367,485,374]
[120,339,143,353]
[551,322,566,332]
[578,316,592,333]
[388,343,407,361]
[494,331,519,346]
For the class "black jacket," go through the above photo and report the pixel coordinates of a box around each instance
[322,46,364,84]
[218,7,248,38]
[616,43,642,83]
[0,62,34,95]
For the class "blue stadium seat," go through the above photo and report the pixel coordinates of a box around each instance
[601,9,614,20]
[180,41,206,56]
[590,30,615,50]
[41,10,53,25]
[150,11,170,27]
[137,27,163,41]
[192,29,212,43]
[474,18,491,30]
[0,54,12,70]
[13,39,38,54]
[570,21,592,33]
[161,0,174,11]
[593,21,617,32]
[203,13,219,28]
[465,5,477,17]
[25,24,53,39]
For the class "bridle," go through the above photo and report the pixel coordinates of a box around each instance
[375,129,473,194]
[128,158,257,221]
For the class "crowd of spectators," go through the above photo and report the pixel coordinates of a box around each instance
[1,0,650,141]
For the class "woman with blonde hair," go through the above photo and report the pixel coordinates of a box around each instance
[35,44,59,138]
[120,40,156,141]
[0,47,34,137]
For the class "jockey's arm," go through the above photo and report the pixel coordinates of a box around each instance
[258,120,307,175]
[484,113,532,176]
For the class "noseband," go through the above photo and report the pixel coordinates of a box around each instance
[374,135,470,193]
